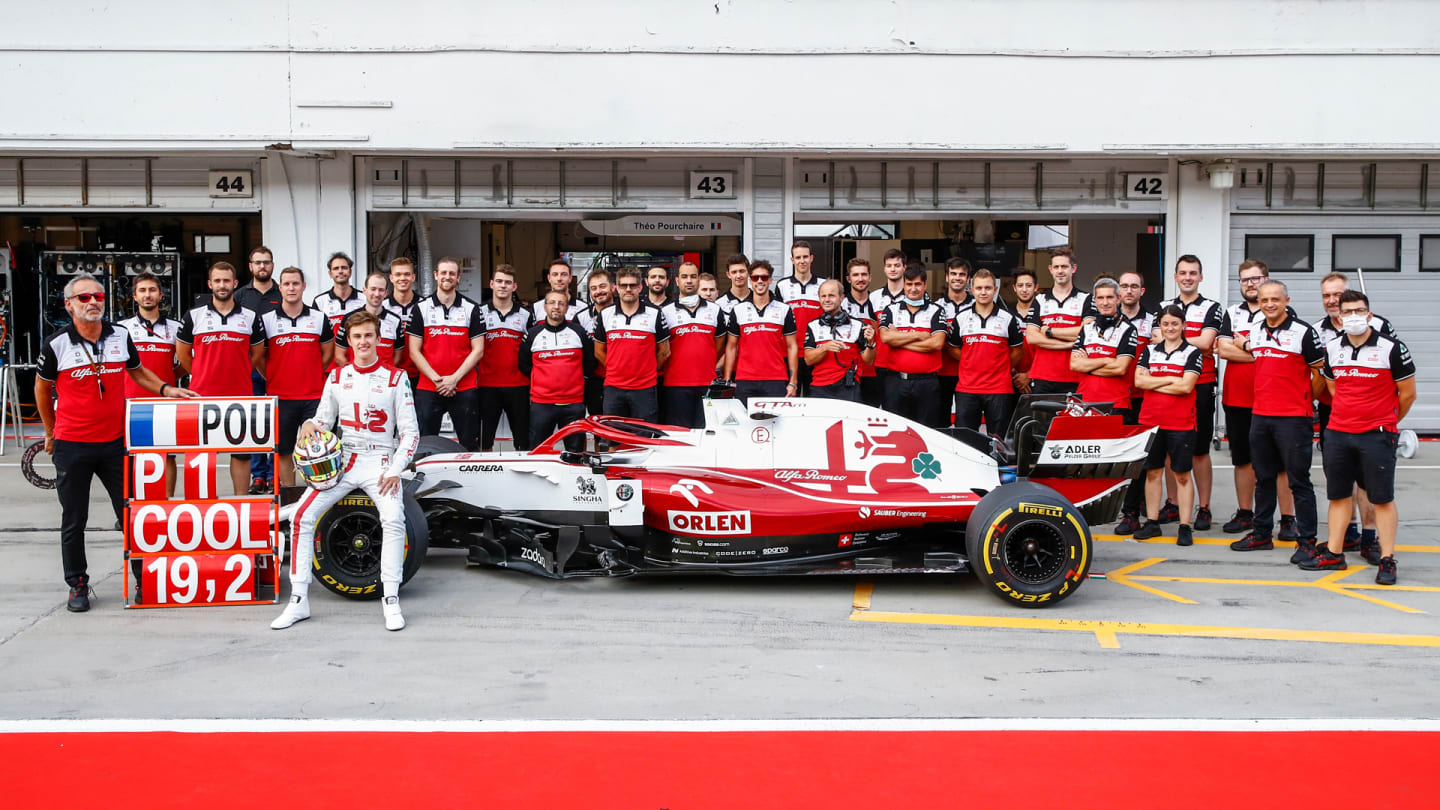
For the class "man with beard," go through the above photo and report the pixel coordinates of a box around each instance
[258,266,333,485]
[531,259,580,322]
[840,257,881,407]
[577,269,614,418]
[594,267,669,422]
[520,291,595,453]
[1070,278,1139,416]
[118,271,182,495]
[384,257,421,385]
[661,261,726,426]
[1009,269,1039,396]
[406,257,486,450]
[805,279,874,402]
[177,262,267,496]
[645,265,673,309]
[236,246,282,493]
[475,265,534,451]
[313,251,364,345]
[877,266,947,425]
[936,258,975,425]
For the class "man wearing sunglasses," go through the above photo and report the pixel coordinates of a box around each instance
[723,260,798,403]
[37,273,197,613]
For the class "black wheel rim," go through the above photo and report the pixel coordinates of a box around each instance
[324,512,383,577]
[1001,519,1066,584]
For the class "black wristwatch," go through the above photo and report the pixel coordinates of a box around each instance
[1045,326,1055,340]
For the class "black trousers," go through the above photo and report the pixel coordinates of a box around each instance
[662,385,708,428]
[883,374,940,426]
[1031,379,1079,396]
[54,438,127,586]
[1251,414,1317,540]
[584,376,605,418]
[955,391,1015,437]
[603,386,660,422]
[478,385,531,451]
[811,381,861,402]
[735,379,788,403]
[860,375,883,408]
[531,402,586,452]
[1114,406,1147,515]
[415,387,481,451]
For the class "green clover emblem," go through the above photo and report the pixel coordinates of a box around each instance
[912,452,942,480]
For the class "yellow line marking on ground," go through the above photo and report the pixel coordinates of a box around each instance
[1104,558,1197,604]
[1093,533,1440,554]
[850,610,1440,649]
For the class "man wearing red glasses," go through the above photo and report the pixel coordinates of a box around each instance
[36,274,197,613]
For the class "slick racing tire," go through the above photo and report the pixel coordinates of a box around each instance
[311,490,428,600]
[965,481,1091,608]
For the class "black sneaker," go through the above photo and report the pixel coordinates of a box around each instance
[248,477,268,495]
[1193,507,1212,531]
[1360,538,1384,566]
[1376,556,1397,586]
[1230,532,1274,551]
[1290,537,1319,565]
[66,585,90,612]
[1343,523,1361,552]
[1299,547,1347,571]
[1177,525,1194,547]
[1114,512,1142,535]
[1133,520,1162,540]
[1278,515,1299,542]
[1157,501,1180,524]
[1222,509,1254,534]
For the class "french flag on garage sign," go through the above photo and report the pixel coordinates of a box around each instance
[126,397,277,452]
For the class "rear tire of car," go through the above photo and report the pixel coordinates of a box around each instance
[311,490,428,600]
[965,481,1091,608]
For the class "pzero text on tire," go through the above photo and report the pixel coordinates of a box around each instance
[965,481,1092,608]
[311,491,428,600]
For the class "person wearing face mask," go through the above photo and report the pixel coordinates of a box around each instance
[1304,290,1415,583]
[804,279,875,402]
[877,265,947,426]
[1131,306,1204,545]
[660,261,726,427]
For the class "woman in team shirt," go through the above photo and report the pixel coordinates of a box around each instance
[1131,306,1204,546]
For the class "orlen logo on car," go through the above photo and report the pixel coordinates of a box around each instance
[668,510,751,535]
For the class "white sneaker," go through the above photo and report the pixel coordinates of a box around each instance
[382,595,405,631]
[270,595,311,630]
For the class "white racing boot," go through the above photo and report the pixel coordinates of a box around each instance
[382,595,405,631]
[271,593,311,630]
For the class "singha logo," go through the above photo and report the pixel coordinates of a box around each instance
[576,477,597,495]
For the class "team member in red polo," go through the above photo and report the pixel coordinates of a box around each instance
[1159,254,1224,530]
[775,241,822,395]
[1131,305,1204,545]
[661,262,726,427]
[1009,269,1039,396]
[532,258,581,322]
[258,266,333,485]
[724,260,798,403]
[36,273,196,612]
[118,271,181,495]
[936,258,974,414]
[868,249,908,393]
[383,257,421,384]
[1302,290,1416,582]
[878,266,947,427]
[947,269,1023,434]
[594,267,669,422]
[1070,278,1139,413]
[1227,279,1326,561]
[1024,248,1095,395]
[334,271,405,367]
[805,280,875,402]
[406,256,486,450]
[577,269,614,418]
[841,258,882,408]
[476,265,534,450]
[177,261,266,497]
[519,291,595,452]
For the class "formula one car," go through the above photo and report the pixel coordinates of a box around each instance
[289,393,1153,608]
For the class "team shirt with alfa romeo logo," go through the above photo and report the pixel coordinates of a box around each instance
[405,293,486,393]
[947,306,1024,394]
[840,293,878,380]
[383,293,421,377]
[1162,294,1225,384]
[1122,307,1156,407]
[1322,332,1416,434]
[38,323,143,442]
[717,289,751,315]
[576,303,608,383]
[1315,313,1399,408]
[1071,317,1140,410]
[804,314,870,387]
[1249,314,1326,418]
[936,295,974,381]
[727,298,797,382]
[1136,342,1204,431]
[260,305,333,401]
[878,298,946,375]
[530,295,581,324]
[475,301,535,388]
[661,299,726,388]
[773,275,823,342]
[117,313,180,399]
[312,287,365,336]
[1220,302,1266,409]
[334,308,405,368]
[177,301,264,397]
[867,287,904,370]
[593,301,669,390]
[1023,288,1096,384]
[518,322,592,404]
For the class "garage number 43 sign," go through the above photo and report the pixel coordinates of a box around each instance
[689,170,736,199]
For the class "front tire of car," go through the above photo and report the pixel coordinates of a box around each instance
[311,490,428,600]
[964,481,1091,608]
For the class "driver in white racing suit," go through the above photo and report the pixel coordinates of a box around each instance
[272,310,420,631]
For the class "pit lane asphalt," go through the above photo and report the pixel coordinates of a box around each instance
[2,450,1438,721]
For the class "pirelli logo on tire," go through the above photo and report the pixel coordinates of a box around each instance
[1018,502,1064,518]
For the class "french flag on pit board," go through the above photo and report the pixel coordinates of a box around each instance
[128,401,203,447]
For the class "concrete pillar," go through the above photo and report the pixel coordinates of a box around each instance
[1164,160,1230,302]
[260,153,357,296]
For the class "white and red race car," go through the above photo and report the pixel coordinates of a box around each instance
[303,393,1149,608]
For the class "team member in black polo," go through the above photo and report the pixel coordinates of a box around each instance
[1227,279,1326,562]
[804,280,874,402]
[36,273,196,612]
[877,266,947,426]
[1301,290,1416,583]
[238,246,283,493]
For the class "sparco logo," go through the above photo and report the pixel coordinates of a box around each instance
[667,510,751,535]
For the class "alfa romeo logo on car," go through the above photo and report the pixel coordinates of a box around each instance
[911,452,942,480]
[615,483,634,502]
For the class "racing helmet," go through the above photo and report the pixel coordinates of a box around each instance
[293,429,344,490]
